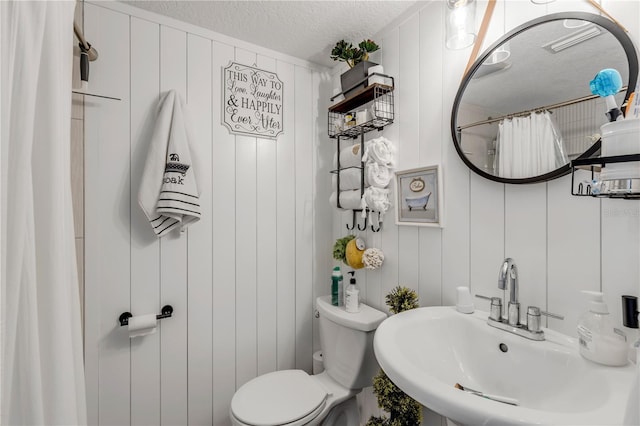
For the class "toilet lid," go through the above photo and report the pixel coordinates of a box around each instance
[231,370,327,426]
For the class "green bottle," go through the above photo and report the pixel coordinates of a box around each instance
[331,266,343,306]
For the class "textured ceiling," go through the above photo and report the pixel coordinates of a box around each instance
[123,1,419,68]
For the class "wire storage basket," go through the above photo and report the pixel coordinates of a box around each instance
[328,77,394,139]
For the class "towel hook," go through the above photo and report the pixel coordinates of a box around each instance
[357,214,368,231]
[371,211,382,232]
[346,210,357,231]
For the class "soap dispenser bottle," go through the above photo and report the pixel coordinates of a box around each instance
[345,271,360,313]
[331,267,343,306]
[577,291,628,366]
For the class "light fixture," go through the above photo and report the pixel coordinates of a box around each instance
[563,19,590,29]
[542,25,602,53]
[484,41,510,65]
[446,0,477,50]
[472,61,511,79]
[530,0,556,4]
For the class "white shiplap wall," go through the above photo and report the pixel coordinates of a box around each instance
[82,0,639,424]
[333,0,640,422]
[83,3,330,425]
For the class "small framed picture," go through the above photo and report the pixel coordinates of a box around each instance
[395,165,443,227]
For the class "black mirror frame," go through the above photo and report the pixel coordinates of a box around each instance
[451,12,639,185]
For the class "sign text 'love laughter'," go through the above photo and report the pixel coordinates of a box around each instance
[222,62,284,139]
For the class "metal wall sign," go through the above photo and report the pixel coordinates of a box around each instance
[222,61,284,139]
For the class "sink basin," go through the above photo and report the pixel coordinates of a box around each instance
[374,306,638,425]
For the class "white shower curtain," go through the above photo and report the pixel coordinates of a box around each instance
[495,111,568,178]
[1,1,87,424]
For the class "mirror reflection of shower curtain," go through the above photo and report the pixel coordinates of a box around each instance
[495,111,568,178]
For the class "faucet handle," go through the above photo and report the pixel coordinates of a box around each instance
[476,294,503,321]
[527,306,542,332]
[527,306,564,332]
[526,306,564,320]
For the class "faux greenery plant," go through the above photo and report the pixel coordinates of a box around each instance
[385,286,420,315]
[330,39,380,68]
[332,234,355,264]
[366,286,422,426]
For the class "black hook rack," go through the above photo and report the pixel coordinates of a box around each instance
[345,210,382,233]
[119,305,174,327]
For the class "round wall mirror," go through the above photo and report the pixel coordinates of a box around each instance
[451,12,638,184]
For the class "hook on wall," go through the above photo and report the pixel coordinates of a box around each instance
[346,210,357,231]
[345,210,383,232]
[371,211,382,232]
[357,214,368,231]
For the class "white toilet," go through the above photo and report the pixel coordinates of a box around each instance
[230,295,387,426]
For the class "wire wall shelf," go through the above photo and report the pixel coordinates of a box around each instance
[570,153,640,199]
[328,78,394,139]
[327,74,395,232]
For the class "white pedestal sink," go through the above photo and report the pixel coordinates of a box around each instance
[374,306,639,425]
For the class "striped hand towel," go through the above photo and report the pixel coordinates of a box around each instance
[139,90,202,237]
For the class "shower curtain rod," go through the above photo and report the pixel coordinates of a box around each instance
[458,86,627,131]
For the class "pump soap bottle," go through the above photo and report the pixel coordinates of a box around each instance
[331,267,343,307]
[345,271,360,313]
[577,291,628,366]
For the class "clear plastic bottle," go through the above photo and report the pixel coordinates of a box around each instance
[331,267,343,307]
[577,291,628,366]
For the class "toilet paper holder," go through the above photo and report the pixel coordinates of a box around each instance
[118,305,174,326]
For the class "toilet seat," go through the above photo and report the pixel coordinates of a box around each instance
[230,370,328,426]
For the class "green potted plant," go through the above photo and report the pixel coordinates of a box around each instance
[366,286,422,426]
[331,39,380,98]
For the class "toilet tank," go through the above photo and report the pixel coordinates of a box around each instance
[316,296,387,389]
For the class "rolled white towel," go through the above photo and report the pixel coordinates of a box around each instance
[331,163,392,191]
[331,168,365,191]
[366,162,392,188]
[362,136,395,166]
[330,190,363,210]
[361,186,391,221]
[333,143,366,169]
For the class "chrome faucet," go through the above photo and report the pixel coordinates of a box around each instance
[498,258,519,326]
[475,258,564,341]
[498,258,517,302]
